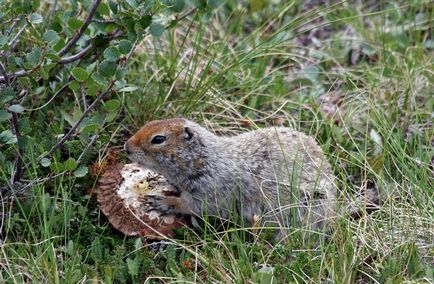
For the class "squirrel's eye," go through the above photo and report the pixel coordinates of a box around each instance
[151,135,167,144]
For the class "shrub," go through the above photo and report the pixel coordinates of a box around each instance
[0,0,222,188]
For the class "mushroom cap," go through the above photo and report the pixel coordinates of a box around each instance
[95,163,188,238]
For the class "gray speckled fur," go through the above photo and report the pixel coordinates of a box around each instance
[126,119,338,234]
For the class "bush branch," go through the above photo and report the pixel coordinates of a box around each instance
[0,31,126,83]
[0,45,93,83]
[58,44,93,64]
[58,0,102,56]
[0,62,23,185]
[40,79,116,162]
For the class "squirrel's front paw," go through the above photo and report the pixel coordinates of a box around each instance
[144,195,175,216]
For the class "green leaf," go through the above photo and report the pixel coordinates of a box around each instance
[105,111,116,122]
[1,87,15,104]
[62,109,82,127]
[7,104,25,113]
[68,80,80,91]
[26,46,41,65]
[68,18,83,30]
[65,157,78,171]
[126,258,139,277]
[134,238,142,250]
[35,86,45,95]
[86,62,97,74]
[78,205,87,218]
[30,13,43,24]
[53,38,66,52]
[32,1,40,10]
[254,266,277,284]
[149,23,164,37]
[170,0,185,12]
[140,15,152,29]
[71,67,89,82]
[126,0,138,8]
[209,0,225,9]
[192,0,207,9]
[1,87,14,97]
[108,0,118,13]
[103,47,121,62]
[81,122,100,134]
[0,130,17,144]
[114,79,126,90]
[118,86,138,92]
[169,19,177,28]
[45,52,61,61]
[104,99,120,112]
[300,65,319,82]
[105,23,118,33]
[92,72,108,85]
[17,135,29,148]
[7,56,17,67]
[99,60,117,78]
[66,240,74,256]
[97,3,110,15]
[40,158,51,167]
[40,65,49,80]
[0,110,12,122]
[87,82,100,97]
[43,30,60,45]
[74,166,88,177]
[118,40,132,54]
[0,35,9,47]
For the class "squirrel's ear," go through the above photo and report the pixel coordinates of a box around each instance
[184,127,194,140]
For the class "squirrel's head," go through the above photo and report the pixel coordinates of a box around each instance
[124,118,210,181]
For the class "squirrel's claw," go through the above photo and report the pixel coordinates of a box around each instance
[143,195,175,215]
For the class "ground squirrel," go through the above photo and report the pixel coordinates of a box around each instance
[125,118,372,237]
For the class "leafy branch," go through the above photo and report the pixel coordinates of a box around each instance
[58,0,102,56]
[0,0,206,191]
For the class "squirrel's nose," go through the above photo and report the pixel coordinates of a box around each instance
[124,141,132,155]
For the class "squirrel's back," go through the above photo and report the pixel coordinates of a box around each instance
[220,127,337,226]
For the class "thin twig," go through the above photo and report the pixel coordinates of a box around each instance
[9,23,27,50]
[0,62,23,185]
[6,18,19,35]
[14,128,104,195]
[0,31,125,83]
[0,70,28,83]
[2,17,19,28]
[91,19,116,24]
[59,44,93,64]
[9,116,22,184]
[13,173,65,194]
[58,0,102,56]
[0,45,93,83]
[0,62,10,86]
[0,188,4,239]
[174,8,198,23]
[39,79,116,162]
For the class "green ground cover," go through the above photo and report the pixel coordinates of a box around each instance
[0,0,432,282]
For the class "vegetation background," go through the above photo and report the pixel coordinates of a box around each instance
[0,0,432,282]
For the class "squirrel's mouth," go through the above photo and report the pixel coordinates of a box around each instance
[130,156,155,171]
[126,154,137,163]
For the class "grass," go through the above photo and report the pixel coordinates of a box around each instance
[1,0,433,283]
